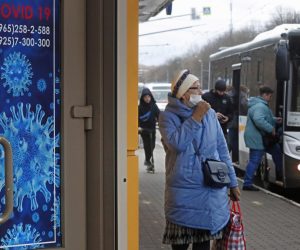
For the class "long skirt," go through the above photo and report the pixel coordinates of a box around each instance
[162,220,223,245]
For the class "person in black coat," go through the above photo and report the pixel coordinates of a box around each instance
[202,79,233,138]
[138,88,160,169]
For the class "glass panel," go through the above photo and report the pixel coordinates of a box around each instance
[0,0,61,248]
[239,85,249,116]
[287,60,300,127]
[152,91,169,103]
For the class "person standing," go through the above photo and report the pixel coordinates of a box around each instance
[243,86,282,191]
[226,85,239,163]
[159,69,240,250]
[202,79,233,141]
[138,87,160,170]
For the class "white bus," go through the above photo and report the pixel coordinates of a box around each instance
[144,82,171,111]
[209,24,300,188]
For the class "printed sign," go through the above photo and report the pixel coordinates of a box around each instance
[0,0,61,248]
[203,7,211,15]
[287,112,300,127]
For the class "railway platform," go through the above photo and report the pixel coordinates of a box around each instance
[138,141,300,250]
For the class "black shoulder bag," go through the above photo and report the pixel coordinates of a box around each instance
[203,159,231,188]
[196,129,230,188]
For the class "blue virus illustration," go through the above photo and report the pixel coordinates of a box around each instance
[1,52,33,97]
[0,103,60,212]
[37,79,47,92]
[48,231,53,238]
[51,196,61,230]
[55,77,60,84]
[1,223,43,249]
[0,148,4,211]
[32,212,40,223]
[52,161,60,188]
[42,204,48,212]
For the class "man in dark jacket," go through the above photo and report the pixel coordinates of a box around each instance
[138,88,160,171]
[202,79,233,137]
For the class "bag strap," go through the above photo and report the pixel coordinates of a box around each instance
[248,114,265,136]
[231,201,242,216]
[195,127,205,153]
[249,111,277,137]
[179,115,206,159]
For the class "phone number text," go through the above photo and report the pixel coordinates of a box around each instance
[0,36,51,48]
[0,24,51,35]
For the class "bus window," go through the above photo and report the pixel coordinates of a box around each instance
[286,61,300,127]
[257,60,263,83]
[240,85,249,116]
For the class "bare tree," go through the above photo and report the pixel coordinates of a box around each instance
[265,7,300,30]
[140,7,300,86]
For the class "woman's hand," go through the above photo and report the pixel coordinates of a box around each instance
[192,101,210,122]
[229,187,241,201]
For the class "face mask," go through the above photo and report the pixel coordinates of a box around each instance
[187,94,202,107]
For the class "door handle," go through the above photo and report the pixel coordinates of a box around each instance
[0,137,13,224]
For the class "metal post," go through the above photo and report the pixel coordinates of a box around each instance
[230,0,233,38]
[198,59,203,86]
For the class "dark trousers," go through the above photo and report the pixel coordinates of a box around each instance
[228,128,238,162]
[171,241,210,250]
[141,129,156,163]
[244,143,283,186]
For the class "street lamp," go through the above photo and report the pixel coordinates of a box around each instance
[198,59,203,86]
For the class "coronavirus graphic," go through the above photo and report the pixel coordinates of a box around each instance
[37,79,47,92]
[32,212,40,223]
[1,223,43,249]
[0,148,4,212]
[55,77,60,84]
[1,52,33,97]
[51,196,61,230]
[0,102,60,212]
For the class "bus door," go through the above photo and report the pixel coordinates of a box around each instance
[0,0,87,249]
[231,63,241,164]
[280,35,300,188]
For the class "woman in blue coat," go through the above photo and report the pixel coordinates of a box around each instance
[159,69,240,250]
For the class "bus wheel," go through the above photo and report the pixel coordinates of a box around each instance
[260,155,270,189]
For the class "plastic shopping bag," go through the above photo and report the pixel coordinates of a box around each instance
[221,201,246,250]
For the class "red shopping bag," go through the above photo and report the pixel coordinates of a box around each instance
[221,201,246,250]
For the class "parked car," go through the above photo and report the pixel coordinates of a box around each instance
[144,82,171,111]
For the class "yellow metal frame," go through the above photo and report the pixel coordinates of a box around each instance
[127,0,139,249]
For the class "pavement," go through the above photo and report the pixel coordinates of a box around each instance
[138,133,300,250]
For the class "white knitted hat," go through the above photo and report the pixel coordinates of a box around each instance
[171,69,199,99]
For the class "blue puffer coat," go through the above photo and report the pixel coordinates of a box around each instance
[244,97,276,150]
[158,95,238,234]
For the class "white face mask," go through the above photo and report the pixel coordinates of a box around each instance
[187,94,203,107]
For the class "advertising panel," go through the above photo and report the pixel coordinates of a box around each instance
[0,0,61,248]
